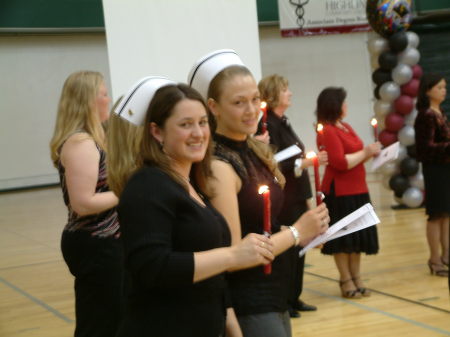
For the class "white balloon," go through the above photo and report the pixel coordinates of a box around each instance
[402,187,424,208]
[380,81,401,102]
[395,145,408,163]
[392,64,413,85]
[368,36,389,55]
[409,171,424,190]
[399,48,420,66]
[380,161,399,176]
[406,31,420,49]
[404,109,418,126]
[398,125,415,146]
[374,100,392,116]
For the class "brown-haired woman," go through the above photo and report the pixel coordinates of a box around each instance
[414,73,450,278]
[111,82,275,337]
[49,71,124,337]
[316,87,380,299]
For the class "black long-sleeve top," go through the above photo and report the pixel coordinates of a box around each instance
[117,166,231,337]
[415,109,450,164]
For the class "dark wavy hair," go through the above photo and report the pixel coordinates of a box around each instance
[316,87,347,124]
[140,84,215,197]
[416,73,445,113]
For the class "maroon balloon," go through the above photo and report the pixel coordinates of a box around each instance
[379,129,398,147]
[385,113,405,132]
[401,78,420,97]
[412,64,423,79]
[394,95,414,115]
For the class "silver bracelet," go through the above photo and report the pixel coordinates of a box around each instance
[294,158,303,177]
[288,226,300,246]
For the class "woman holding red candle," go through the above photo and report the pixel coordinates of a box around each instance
[257,74,327,318]
[414,73,450,279]
[316,87,380,299]
[189,50,329,337]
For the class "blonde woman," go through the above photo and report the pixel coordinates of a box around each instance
[189,50,329,337]
[49,71,124,337]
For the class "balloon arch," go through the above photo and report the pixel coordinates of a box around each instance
[366,0,425,208]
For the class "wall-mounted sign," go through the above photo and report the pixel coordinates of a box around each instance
[279,0,371,37]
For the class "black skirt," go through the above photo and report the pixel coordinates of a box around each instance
[423,162,450,220]
[321,183,379,255]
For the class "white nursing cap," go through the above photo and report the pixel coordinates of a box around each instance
[188,49,245,100]
[114,76,175,125]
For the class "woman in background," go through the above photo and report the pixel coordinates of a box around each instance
[414,73,450,278]
[316,87,380,299]
[49,71,124,337]
[258,74,327,318]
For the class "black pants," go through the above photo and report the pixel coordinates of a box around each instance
[61,230,126,337]
[279,199,309,308]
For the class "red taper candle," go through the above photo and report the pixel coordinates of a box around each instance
[258,185,271,275]
[306,151,322,205]
[260,101,268,134]
[371,118,378,142]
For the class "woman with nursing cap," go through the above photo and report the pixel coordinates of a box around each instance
[188,50,330,337]
[107,76,276,337]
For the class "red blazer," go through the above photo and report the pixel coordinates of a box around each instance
[317,122,368,196]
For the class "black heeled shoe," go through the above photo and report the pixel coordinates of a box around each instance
[428,260,448,277]
[352,276,371,297]
[441,256,449,267]
[339,279,362,299]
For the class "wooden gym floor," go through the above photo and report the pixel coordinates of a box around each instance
[0,173,448,336]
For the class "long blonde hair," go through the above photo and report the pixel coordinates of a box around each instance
[107,101,143,196]
[208,66,285,187]
[49,71,106,167]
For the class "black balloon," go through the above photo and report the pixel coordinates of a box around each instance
[374,85,381,100]
[400,157,419,176]
[379,51,398,70]
[372,68,392,86]
[389,173,410,195]
[406,144,417,158]
[389,32,408,52]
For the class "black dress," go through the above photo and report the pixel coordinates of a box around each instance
[414,109,450,220]
[117,166,231,337]
[213,134,289,316]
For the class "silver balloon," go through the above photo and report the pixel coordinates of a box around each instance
[399,48,420,66]
[398,125,415,146]
[402,187,424,208]
[368,36,389,55]
[392,64,413,85]
[404,108,418,126]
[380,161,399,176]
[374,100,392,116]
[395,144,408,163]
[406,31,420,49]
[409,171,424,190]
[379,81,401,102]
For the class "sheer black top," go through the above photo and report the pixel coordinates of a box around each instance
[214,134,289,316]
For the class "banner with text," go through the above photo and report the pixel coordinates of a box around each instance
[279,0,371,37]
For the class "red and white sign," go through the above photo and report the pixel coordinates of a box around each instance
[278,0,371,37]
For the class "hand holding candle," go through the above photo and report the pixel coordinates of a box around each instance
[306,151,323,206]
[258,185,271,275]
[370,118,378,142]
[260,101,268,134]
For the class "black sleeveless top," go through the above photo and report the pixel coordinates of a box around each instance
[214,134,289,315]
